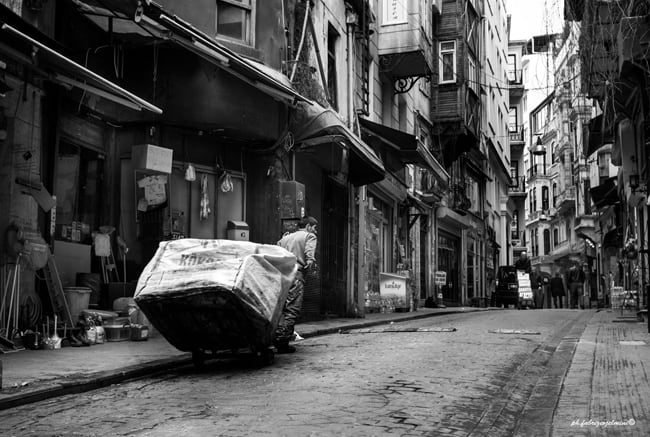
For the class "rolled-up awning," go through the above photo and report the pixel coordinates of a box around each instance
[589,177,619,209]
[358,118,440,173]
[0,6,161,114]
[291,102,385,186]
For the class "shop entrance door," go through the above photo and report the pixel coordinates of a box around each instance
[320,177,348,316]
[420,224,427,300]
[438,230,461,306]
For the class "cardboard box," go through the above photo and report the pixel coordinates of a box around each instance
[131,144,173,174]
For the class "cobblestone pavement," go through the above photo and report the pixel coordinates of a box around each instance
[0,309,643,436]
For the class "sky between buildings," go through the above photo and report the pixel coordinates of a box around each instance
[506,0,564,41]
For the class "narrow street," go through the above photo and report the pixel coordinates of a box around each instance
[0,309,619,437]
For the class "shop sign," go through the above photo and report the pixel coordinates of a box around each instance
[434,271,446,286]
[379,272,409,309]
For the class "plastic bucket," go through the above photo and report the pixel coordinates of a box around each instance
[63,287,92,323]
[76,273,102,307]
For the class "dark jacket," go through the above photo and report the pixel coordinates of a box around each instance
[514,257,531,273]
[550,277,566,297]
[568,268,585,284]
[530,272,540,290]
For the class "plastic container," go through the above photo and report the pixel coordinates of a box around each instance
[104,325,131,342]
[130,324,149,341]
[63,287,92,323]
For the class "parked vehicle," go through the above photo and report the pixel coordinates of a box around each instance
[493,266,519,307]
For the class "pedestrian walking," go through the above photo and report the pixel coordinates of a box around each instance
[514,251,531,273]
[274,216,318,354]
[567,264,585,309]
[550,271,566,309]
[531,267,541,309]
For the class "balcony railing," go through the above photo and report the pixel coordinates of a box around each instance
[510,230,525,245]
[529,209,551,221]
[508,176,526,194]
[509,125,525,143]
[557,186,576,211]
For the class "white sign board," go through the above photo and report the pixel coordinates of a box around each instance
[379,272,409,308]
[517,271,533,299]
[382,0,407,25]
[434,271,447,286]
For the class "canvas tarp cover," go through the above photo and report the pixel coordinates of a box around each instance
[134,239,297,347]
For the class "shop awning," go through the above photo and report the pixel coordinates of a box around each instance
[358,118,440,173]
[72,0,311,106]
[0,7,161,114]
[292,102,385,186]
[584,114,613,157]
[436,206,470,229]
[589,177,619,209]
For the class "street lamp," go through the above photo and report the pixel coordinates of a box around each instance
[531,136,546,155]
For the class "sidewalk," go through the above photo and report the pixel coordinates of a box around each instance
[0,306,487,410]
[552,308,650,436]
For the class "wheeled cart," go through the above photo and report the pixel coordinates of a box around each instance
[134,239,297,367]
[137,288,278,366]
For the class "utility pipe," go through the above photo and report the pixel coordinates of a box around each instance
[289,0,310,83]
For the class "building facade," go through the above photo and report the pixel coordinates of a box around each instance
[507,39,527,265]
[566,0,650,308]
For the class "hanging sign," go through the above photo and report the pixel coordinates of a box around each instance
[434,271,447,286]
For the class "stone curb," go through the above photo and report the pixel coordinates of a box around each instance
[0,307,488,410]
[298,308,489,338]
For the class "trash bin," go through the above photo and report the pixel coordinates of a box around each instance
[63,287,92,323]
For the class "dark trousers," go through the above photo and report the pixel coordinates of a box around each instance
[569,283,583,309]
[533,288,542,309]
[552,295,564,308]
[275,270,305,345]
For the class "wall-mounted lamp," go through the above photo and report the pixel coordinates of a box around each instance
[531,136,546,155]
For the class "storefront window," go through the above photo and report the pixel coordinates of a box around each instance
[467,237,476,299]
[438,230,460,304]
[55,141,104,244]
[465,176,480,215]
[364,193,392,297]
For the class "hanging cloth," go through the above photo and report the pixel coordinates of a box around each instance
[200,174,211,220]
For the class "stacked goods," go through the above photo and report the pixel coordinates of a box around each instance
[134,239,297,353]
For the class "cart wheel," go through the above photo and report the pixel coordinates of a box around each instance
[257,348,275,366]
[192,350,206,369]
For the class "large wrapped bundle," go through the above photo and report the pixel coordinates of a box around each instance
[135,239,297,352]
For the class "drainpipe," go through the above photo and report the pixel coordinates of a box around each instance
[345,8,364,316]
[346,8,357,130]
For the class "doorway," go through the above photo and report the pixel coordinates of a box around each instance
[320,177,348,316]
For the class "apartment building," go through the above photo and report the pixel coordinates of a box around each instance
[507,39,527,263]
